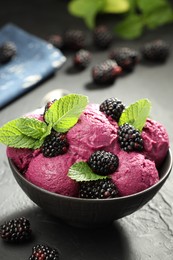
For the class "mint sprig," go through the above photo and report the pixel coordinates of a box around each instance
[0,118,47,149]
[119,99,151,132]
[68,161,108,182]
[68,0,173,39]
[44,94,88,133]
[0,94,88,149]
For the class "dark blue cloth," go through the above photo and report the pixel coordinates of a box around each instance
[0,23,66,109]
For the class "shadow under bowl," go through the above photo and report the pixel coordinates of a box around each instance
[8,149,172,228]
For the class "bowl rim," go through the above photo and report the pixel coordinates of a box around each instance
[9,148,172,203]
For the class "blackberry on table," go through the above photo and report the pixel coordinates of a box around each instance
[0,217,31,242]
[141,39,170,62]
[42,130,69,157]
[73,49,91,69]
[118,123,144,152]
[48,34,64,49]
[64,29,85,51]
[88,150,119,175]
[93,25,113,49]
[100,97,125,122]
[28,244,59,260]
[0,41,17,63]
[79,179,118,199]
[109,47,140,71]
[92,59,122,85]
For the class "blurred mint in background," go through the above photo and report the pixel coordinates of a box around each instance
[68,0,173,39]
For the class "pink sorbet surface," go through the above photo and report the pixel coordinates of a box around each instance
[7,147,40,171]
[142,118,169,167]
[25,152,79,197]
[111,151,159,197]
[67,104,120,161]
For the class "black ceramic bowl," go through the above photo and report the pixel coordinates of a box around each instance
[9,149,172,228]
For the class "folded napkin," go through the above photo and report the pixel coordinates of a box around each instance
[0,23,66,109]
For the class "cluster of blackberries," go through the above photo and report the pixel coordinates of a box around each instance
[99,97,144,153]
[0,41,16,63]
[48,27,170,85]
[0,217,59,259]
[78,150,119,199]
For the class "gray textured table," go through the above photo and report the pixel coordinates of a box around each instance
[0,1,173,259]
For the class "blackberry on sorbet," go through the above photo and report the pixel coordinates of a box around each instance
[28,244,59,260]
[118,123,144,152]
[88,150,119,175]
[100,97,125,122]
[43,99,57,120]
[0,217,31,242]
[79,179,118,199]
[42,130,69,157]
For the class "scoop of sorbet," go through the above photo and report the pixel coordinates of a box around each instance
[142,118,169,167]
[111,151,159,197]
[25,152,79,197]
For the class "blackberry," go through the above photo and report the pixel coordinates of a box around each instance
[88,150,119,175]
[0,217,31,242]
[93,25,113,49]
[42,130,69,157]
[92,59,122,84]
[43,99,57,119]
[141,39,169,62]
[28,244,59,260]
[118,123,144,152]
[48,34,64,49]
[109,47,140,71]
[73,49,91,69]
[0,41,17,63]
[79,179,118,199]
[100,97,125,122]
[64,29,85,51]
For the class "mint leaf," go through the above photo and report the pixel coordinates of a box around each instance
[115,14,144,39]
[0,118,44,149]
[16,117,48,139]
[68,0,105,28]
[45,94,88,133]
[119,99,151,132]
[103,0,129,13]
[68,161,108,181]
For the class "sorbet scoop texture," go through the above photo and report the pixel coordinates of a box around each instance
[5,95,169,198]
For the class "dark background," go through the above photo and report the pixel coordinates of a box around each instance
[0,0,173,259]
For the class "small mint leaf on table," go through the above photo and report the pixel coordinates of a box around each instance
[44,93,88,133]
[68,161,108,182]
[119,99,151,132]
[0,118,48,149]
